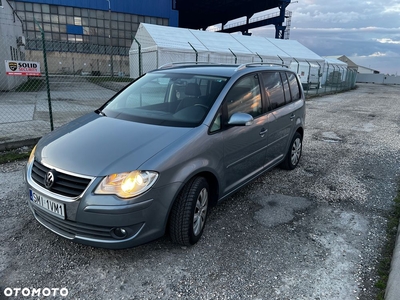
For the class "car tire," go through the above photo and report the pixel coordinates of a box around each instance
[169,177,209,246]
[281,132,302,170]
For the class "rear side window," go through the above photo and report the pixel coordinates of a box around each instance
[262,72,285,110]
[280,72,292,104]
[287,72,301,101]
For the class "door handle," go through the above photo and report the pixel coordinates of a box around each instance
[290,114,296,121]
[259,128,268,136]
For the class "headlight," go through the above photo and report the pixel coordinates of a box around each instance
[28,145,37,164]
[95,171,158,198]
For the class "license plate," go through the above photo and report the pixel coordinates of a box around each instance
[29,189,65,219]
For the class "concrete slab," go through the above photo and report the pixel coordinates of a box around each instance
[1,104,35,123]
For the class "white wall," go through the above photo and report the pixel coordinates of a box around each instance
[357,66,376,74]
[356,74,400,85]
[0,0,27,91]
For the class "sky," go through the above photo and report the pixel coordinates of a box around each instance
[229,0,400,75]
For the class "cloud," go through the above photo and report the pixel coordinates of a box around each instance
[376,38,400,44]
[370,52,387,57]
[383,3,400,13]
[303,11,366,24]
[354,51,400,58]
[222,0,400,74]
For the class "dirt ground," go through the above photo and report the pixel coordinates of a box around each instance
[0,83,399,299]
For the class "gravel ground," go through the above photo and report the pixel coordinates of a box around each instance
[0,83,399,300]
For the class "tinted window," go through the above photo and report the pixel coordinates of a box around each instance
[262,72,285,110]
[281,72,292,104]
[287,72,301,101]
[226,74,262,118]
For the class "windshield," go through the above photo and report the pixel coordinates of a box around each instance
[101,72,228,127]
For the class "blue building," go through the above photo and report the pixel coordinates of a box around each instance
[9,0,178,52]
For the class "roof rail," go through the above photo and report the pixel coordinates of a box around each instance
[236,62,289,71]
[158,61,221,69]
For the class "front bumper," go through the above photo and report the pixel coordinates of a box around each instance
[25,162,180,249]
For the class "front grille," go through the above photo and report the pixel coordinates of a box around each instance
[31,160,91,198]
[33,207,114,240]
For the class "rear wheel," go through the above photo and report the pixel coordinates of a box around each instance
[169,177,209,246]
[281,132,302,170]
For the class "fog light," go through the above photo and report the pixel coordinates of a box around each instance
[112,227,127,239]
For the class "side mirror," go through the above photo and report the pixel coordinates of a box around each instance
[228,112,254,126]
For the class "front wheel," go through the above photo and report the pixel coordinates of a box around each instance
[281,132,302,170]
[169,177,209,246]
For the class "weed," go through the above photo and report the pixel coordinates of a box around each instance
[376,184,400,299]
[86,76,133,83]
[0,147,32,164]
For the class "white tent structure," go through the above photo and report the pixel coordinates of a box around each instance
[129,23,327,84]
[322,57,349,86]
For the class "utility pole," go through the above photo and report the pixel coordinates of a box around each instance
[106,0,114,77]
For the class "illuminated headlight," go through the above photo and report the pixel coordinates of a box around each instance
[28,145,37,164]
[95,171,158,198]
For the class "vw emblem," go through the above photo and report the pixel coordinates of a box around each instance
[44,171,55,189]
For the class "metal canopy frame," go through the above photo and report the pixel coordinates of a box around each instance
[174,0,291,39]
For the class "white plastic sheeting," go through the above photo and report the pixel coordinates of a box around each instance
[231,34,292,65]
[322,57,348,87]
[129,23,337,83]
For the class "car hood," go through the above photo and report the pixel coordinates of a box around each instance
[37,113,194,176]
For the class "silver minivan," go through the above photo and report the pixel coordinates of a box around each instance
[25,63,305,249]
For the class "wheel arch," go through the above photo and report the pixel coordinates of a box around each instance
[194,171,219,208]
[296,126,304,138]
[164,170,220,232]
[174,171,220,208]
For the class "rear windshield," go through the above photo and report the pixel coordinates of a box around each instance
[101,72,228,127]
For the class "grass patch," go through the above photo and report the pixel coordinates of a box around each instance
[14,78,45,92]
[0,147,32,164]
[376,184,400,299]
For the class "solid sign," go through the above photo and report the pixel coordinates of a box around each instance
[5,60,41,76]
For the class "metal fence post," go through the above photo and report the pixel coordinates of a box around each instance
[316,61,322,96]
[229,48,237,64]
[292,57,300,74]
[340,66,346,90]
[305,60,312,95]
[333,65,339,93]
[324,63,330,94]
[133,37,142,76]
[106,0,114,77]
[277,55,284,66]
[188,42,198,62]
[34,18,54,131]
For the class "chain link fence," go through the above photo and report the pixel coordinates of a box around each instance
[299,64,357,97]
[1,32,132,150]
[1,31,357,150]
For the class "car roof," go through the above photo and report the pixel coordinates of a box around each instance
[149,63,291,78]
